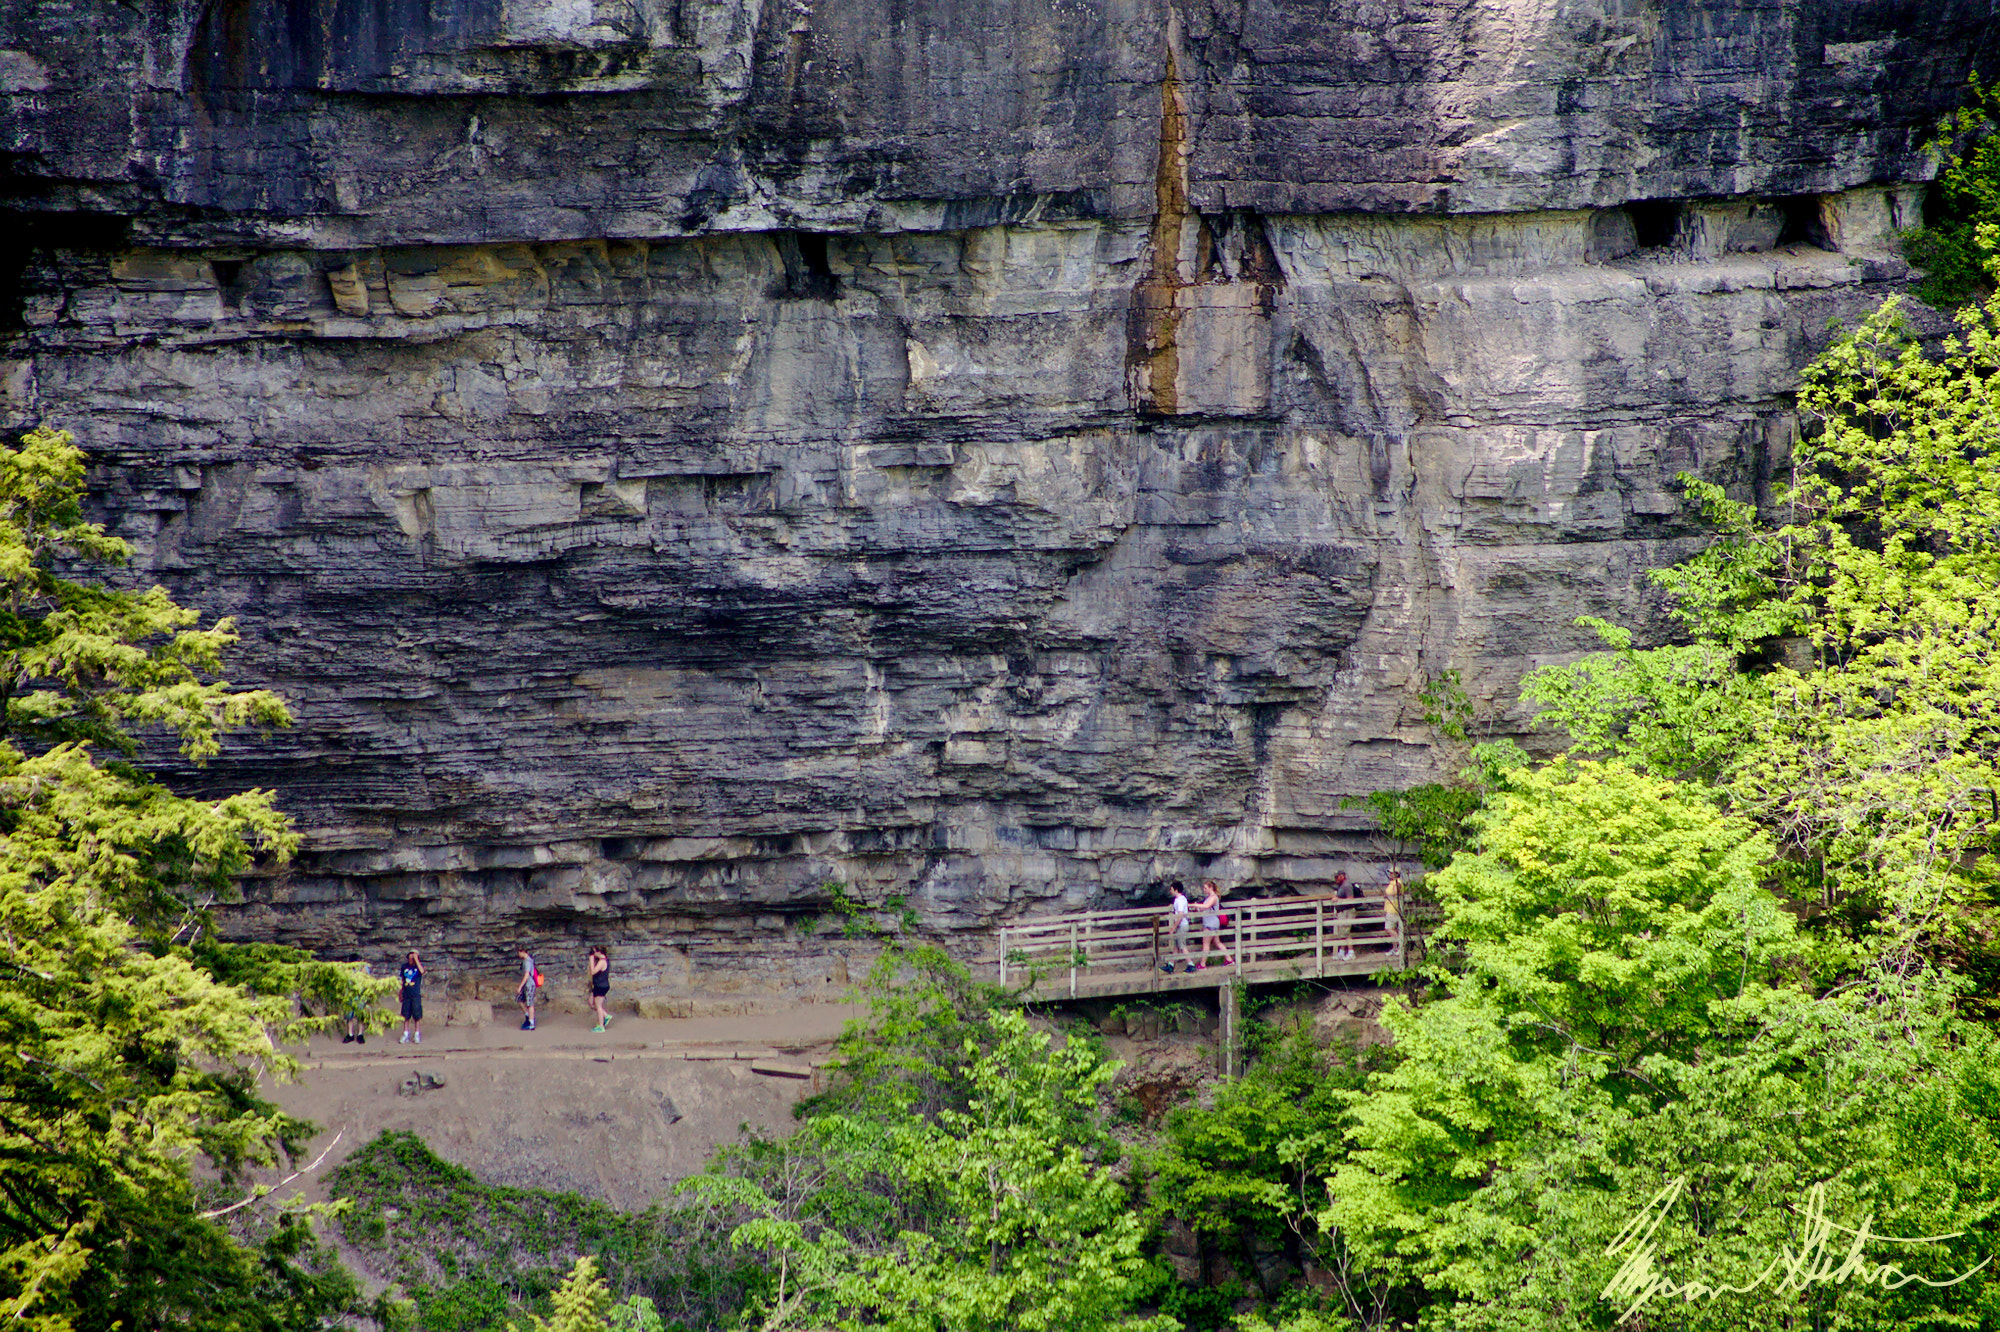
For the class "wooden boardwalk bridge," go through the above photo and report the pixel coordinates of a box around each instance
[997,892,1407,1073]
[998,892,1405,1001]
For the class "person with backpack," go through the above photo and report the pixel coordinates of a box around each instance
[398,950,425,1044]
[1332,872,1357,961]
[517,945,540,1031]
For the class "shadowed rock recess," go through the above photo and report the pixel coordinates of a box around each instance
[2,0,1994,1004]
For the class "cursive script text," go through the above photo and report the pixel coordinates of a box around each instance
[1600,1176,1990,1323]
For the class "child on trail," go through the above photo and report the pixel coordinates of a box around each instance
[1161,881,1193,974]
[588,946,612,1032]
[398,950,425,1044]
[517,946,539,1031]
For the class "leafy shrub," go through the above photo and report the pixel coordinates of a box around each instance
[1902,74,2000,307]
[330,1133,758,1332]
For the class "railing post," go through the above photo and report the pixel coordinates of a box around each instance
[1069,920,1078,998]
[1315,899,1324,974]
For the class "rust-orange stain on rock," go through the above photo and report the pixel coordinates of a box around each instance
[1126,44,1193,416]
[1126,40,1286,419]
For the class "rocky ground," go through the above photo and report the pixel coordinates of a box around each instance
[259,982,1394,1215]
[264,1001,861,1211]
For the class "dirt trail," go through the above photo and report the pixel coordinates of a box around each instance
[264,1003,861,1211]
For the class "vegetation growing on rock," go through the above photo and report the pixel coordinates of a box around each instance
[1903,74,2000,307]
[17,208,2000,1332]
[0,427,393,1330]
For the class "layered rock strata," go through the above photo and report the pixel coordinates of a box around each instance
[0,0,1991,1003]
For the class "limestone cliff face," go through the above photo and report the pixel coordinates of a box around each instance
[0,0,1992,1003]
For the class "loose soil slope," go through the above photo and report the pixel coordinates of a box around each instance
[267,1004,859,1212]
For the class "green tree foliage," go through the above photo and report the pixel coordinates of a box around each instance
[1521,616,1765,786]
[1350,671,1528,869]
[512,1256,665,1332]
[606,1293,667,1332]
[1354,743,1527,871]
[1328,762,1794,1283]
[695,1007,1168,1332]
[1345,283,2000,1327]
[0,429,291,762]
[1523,295,2000,977]
[331,1131,756,1332]
[0,426,389,1330]
[1324,760,2000,1331]
[1154,1020,1346,1252]
[1353,784,1484,872]
[1901,74,2000,308]
[1149,1013,1389,1324]
[801,944,1017,1123]
[530,1256,613,1332]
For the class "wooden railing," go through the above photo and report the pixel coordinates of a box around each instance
[997,893,1405,998]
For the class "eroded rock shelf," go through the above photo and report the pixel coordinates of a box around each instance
[2,0,1992,1003]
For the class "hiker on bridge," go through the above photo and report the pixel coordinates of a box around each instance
[1379,869,1405,955]
[1160,881,1194,974]
[1198,879,1234,970]
[1332,872,1357,961]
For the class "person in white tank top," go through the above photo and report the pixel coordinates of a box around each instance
[1162,881,1193,974]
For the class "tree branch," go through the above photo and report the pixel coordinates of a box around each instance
[196,1129,343,1219]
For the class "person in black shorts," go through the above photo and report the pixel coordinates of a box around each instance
[588,946,611,1032]
[398,950,425,1044]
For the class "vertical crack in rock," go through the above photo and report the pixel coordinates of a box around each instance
[1126,29,1285,419]
[1127,40,1193,416]
[2,0,1977,1002]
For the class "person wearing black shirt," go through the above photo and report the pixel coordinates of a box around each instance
[398,950,425,1044]
[588,946,612,1032]
[1332,872,1357,962]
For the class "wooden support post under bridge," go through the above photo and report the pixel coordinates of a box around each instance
[1219,980,1241,1078]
